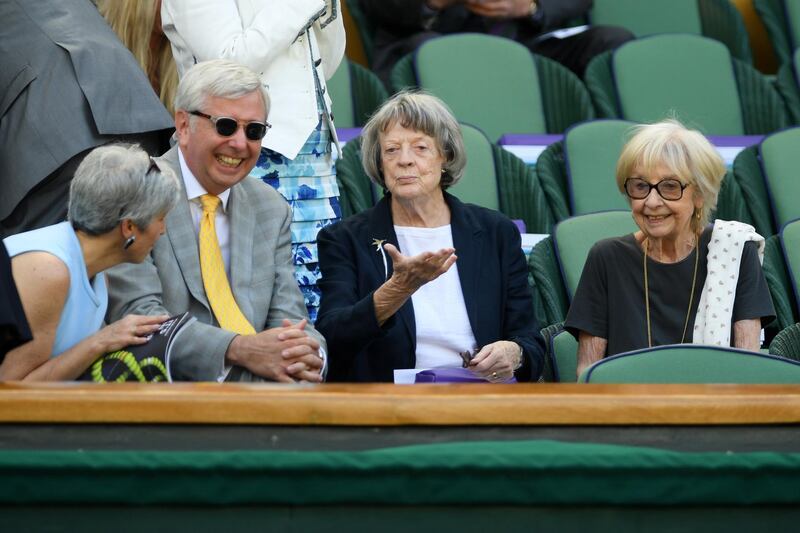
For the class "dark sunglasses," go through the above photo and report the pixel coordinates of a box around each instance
[624,177,689,201]
[189,110,270,141]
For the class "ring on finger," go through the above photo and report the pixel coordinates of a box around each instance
[491,371,498,380]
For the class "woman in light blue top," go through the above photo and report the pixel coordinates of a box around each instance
[0,144,180,381]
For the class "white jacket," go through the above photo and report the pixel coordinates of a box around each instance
[162,0,346,159]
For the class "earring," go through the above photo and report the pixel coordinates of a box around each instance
[123,235,136,250]
[695,210,701,220]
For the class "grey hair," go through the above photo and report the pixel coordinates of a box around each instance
[173,59,270,119]
[361,90,466,189]
[68,144,180,235]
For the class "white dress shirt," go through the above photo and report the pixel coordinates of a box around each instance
[178,149,232,278]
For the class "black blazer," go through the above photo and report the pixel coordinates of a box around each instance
[316,193,544,382]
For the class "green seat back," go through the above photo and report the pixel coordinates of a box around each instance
[759,128,800,229]
[591,0,702,37]
[731,145,776,238]
[769,322,800,361]
[529,237,570,326]
[552,330,578,383]
[580,345,800,383]
[335,136,376,218]
[781,219,800,311]
[448,124,499,210]
[554,211,638,299]
[613,34,744,135]
[415,34,546,141]
[564,120,633,215]
[327,61,356,128]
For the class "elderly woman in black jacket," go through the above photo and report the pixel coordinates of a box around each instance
[316,91,545,382]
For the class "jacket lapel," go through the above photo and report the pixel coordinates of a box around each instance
[368,196,416,344]
[228,183,255,321]
[448,194,484,342]
[159,147,209,311]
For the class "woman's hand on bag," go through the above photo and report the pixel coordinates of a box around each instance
[469,340,522,381]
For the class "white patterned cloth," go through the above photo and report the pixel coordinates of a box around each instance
[693,220,765,346]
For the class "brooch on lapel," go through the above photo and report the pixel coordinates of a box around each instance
[372,238,389,280]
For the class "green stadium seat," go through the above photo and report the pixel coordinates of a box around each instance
[780,218,800,312]
[553,210,638,299]
[563,119,633,215]
[532,141,571,224]
[585,34,788,135]
[590,0,752,63]
[730,145,776,238]
[335,137,375,219]
[769,322,800,361]
[414,34,546,141]
[759,127,800,229]
[390,34,595,137]
[763,234,798,334]
[528,211,638,328]
[552,328,579,383]
[580,344,800,383]
[529,237,569,327]
[450,124,500,210]
[327,59,388,128]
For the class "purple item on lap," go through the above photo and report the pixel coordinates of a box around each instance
[414,368,517,383]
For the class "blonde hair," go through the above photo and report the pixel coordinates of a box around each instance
[616,119,725,233]
[97,0,178,115]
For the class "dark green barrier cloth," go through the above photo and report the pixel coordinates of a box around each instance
[2,439,800,506]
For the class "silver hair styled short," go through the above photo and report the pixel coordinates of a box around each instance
[616,119,726,233]
[68,144,180,235]
[361,90,466,189]
[173,59,270,119]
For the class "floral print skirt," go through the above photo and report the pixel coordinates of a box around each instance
[248,117,340,322]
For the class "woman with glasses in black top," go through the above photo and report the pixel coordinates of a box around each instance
[565,119,774,379]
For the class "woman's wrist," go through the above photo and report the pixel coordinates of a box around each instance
[373,277,414,325]
[511,342,524,370]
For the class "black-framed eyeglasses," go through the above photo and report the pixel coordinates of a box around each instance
[189,110,270,141]
[624,177,689,201]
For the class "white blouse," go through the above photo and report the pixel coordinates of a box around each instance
[394,224,478,369]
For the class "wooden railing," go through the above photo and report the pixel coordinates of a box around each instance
[1,382,799,425]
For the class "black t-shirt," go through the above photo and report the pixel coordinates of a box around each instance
[564,227,775,356]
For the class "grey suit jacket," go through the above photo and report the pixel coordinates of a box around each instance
[106,146,325,381]
[0,0,173,219]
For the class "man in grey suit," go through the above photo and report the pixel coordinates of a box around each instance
[0,0,174,237]
[107,60,325,383]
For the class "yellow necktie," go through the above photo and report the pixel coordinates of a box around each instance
[198,194,255,335]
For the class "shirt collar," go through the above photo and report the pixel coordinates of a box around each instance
[177,147,231,211]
